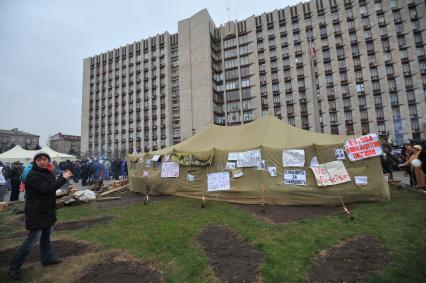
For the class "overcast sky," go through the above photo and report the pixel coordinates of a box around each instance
[0,0,301,146]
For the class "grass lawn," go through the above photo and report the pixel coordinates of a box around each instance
[1,186,426,282]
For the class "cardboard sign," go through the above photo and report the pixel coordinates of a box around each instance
[152,155,161,161]
[207,172,230,191]
[355,176,368,186]
[226,162,236,170]
[232,169,244,178]
[256,160,266,170]
[236,149,261,167]
[283,150,305,167]
[187,174,195,182]
[228,152,239,161]
[311,160,351,187]
[268,167,277,177]
[283,169,307,186]
[335,149,346,160]
[160,162,179,178]
[344,133,382,161]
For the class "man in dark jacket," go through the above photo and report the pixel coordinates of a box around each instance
[8,161,22,201]
[8,152,73,280]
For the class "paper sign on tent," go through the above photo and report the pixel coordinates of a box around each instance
[143,171,149,177]
[311,160,351,187]
[232,169,244,178]
[145,159,151,168]
[310,156,320,167]
[344,133,382,161]
[355,176,368,186]
[268,167,277,177]
[226,162,236,170]
[283,169,307,186]
[187,174,195,182]
[227,152,239,161]
[161,162,179,178]
[335,149,346,160]
[207,172,230,192]
[256,160,266,170]
[283,150,305,167]
[236,149,261,167]
[151,155,161,161]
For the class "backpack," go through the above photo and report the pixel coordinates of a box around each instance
[20,163,33,183]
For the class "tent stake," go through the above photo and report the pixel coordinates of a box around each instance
[200,194,206,208]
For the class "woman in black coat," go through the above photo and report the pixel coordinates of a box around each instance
[8,152,73,280]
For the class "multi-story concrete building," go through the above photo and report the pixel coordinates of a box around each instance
[81,0,426,158]
[49,132,81,157]
[0,129,39,154]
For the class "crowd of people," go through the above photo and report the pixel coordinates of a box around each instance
[0,158,128,202]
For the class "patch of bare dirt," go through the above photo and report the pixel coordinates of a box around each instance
[309,235,391,283]
[197,225,263,283]
[93,192,173,210]
[75,252,162,283]
[236,204,354,224]
[0,216,114,240]
[0,239,98,267]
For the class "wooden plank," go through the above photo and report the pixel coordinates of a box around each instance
[100,184,129,196]
[95,196,122,202]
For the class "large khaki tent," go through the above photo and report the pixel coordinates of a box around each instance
[0,145,76,166]
[128,116,390,206]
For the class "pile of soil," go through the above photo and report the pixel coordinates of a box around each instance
[197,225,263,283]
[93,192,173,210]
[0,216,114,240]
[0,239,98,266]
[76,254,162,283]
[309,235,390,283]
[236,204,351,224]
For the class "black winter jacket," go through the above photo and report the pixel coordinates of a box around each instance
[24,164,67,230]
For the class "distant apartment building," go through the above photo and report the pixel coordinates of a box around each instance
[81,0,426,158]
[0,128,39,153]
[49,132,81,157]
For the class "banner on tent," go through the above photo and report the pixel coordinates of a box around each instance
[208,172,230,191]
[283,169,307,186]
[344,134,382,161]
[236,149,261,167]
[311,160,351,187]
[282,150,305,167]
[161,162,179,178]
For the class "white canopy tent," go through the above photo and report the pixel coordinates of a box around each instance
[0,145,77,166]
[0,145,33,166]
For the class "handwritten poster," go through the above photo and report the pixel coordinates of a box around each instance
[160,162,179,178]
[344,133,382,161]
[207,172,231,192]
[283,150,305,167]
[283,169,307,186]
[228,152,239,161]
[311,160,351,187]
[236,149,262,167]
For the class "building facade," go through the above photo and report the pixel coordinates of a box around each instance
[81,0,426,158]
[49,132,81,157]
[0,129,39,154]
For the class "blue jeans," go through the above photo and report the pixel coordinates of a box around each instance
[9,226,54,272]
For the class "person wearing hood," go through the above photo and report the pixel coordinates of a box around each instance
[8,152,73,280]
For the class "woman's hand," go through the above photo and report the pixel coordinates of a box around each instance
[62,170,73,179]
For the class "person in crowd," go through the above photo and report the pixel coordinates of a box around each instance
[400,144,416,186]
[103,159,111,180]
[121,159,127,179]
[51,160,61,177]
[80,161,89,186]
[9,161,22,201]
[399,145,425,190]
[2,163,12,191]
[72,161,81,183]
[8,152,73,280]
[112,159,120,180]
[380,145,394,180]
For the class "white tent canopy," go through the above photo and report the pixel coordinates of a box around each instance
[0,145,76,166]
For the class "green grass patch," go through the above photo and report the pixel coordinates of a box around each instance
[2,187,426,282]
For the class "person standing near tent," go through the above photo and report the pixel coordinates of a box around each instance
[399,145,425,190]
[8,161,22,201]
[8,151,73,280]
